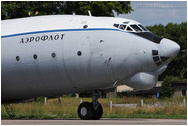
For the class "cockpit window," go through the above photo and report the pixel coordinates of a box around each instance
[126,26,133,31]
[113,23,147,33]
[113,24,119,28]
[112,22,162,43]
[138,24,147,31]
[130,25,142,32]
[123,21,130,24]
[119,24,126,30]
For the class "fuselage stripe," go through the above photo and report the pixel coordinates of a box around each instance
[1,28,123,38]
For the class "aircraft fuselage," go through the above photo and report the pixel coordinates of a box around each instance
[1,15,180,103]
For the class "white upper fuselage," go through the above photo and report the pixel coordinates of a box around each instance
[1,15,180,103]
[2,15,140,36]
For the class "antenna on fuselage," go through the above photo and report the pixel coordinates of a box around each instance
[88,10,92,16]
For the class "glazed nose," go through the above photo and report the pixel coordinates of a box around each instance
[159,38,180,62]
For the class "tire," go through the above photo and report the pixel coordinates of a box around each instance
[91,102,103,120]
[77,102,94,120]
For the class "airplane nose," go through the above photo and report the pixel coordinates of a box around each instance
[159,38,180,62]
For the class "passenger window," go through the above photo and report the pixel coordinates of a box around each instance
[126,26,133,31]
[33,54,37,59]
[77,51,82,56]
[16,56,20,61]
[113,24,119,28]
[119,24,126,30]
[51,53,56,58]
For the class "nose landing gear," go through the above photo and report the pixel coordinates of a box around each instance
[77,90,103,120]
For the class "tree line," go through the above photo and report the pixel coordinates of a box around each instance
[1,1,133,19]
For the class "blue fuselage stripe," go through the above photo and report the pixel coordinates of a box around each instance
[1,28,122,38]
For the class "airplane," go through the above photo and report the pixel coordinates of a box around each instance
[1,14,180,120]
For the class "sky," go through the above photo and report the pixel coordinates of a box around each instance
[117,1,187,26]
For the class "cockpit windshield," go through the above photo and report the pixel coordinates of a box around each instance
[113,23,148,33]
[130,25,142,32]
[138,24,147,31]
[113,22,162,44]
[119,24,126,30]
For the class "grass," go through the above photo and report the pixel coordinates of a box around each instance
[1,97,187,119]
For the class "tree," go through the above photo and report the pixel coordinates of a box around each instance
[1,1,133,20]
[159,76,174,98]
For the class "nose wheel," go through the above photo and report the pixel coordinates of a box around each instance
[77,90,103,120]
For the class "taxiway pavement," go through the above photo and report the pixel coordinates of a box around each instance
[1,118,187,125]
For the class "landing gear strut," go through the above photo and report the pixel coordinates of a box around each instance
[77,90,103,120]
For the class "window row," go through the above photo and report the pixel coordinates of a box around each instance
[15,53,56,61]
[15,51,82,61]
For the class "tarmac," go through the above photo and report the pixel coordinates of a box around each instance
[1,118,187,125]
